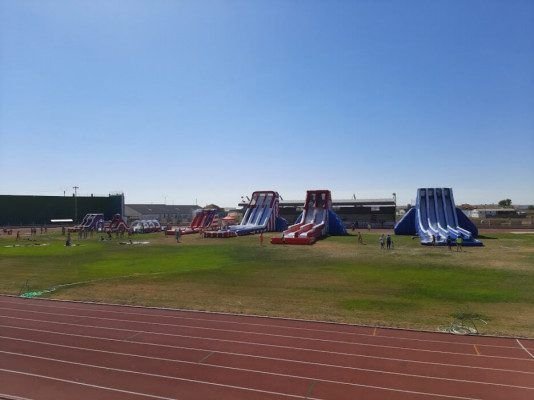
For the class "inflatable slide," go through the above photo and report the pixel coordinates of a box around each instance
[271,190,346,245]
[395,188,482,246]
[204,191,287,238]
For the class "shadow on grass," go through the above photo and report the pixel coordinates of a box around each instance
[477,235,498,240]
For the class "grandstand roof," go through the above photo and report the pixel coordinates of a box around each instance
[125,204,201,215]
[279,198,395,206]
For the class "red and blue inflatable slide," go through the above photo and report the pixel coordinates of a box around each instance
[271,190,346,245]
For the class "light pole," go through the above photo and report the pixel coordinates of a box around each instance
[73,186,79,222]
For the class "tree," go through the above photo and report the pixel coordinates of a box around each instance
[498,199,512,208]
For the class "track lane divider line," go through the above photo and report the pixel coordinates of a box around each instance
[0,351,484,400]
[0,369,178,400]
[0,393,34,400]
[0,301,519,350]
[1,335,532,390]
[1,324,533,375]
[0,314,525,361]
[0,307,492,353]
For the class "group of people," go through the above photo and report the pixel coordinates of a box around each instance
[354,231,395,249]
[12,226,48,241]
[77,228,95,239]
[379,234,393,249]
[432,234,463,251]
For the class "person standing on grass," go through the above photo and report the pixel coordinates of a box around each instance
[16,231,20,241]
[386,234,393,250]
[379,234,385,249]
[357,231,363,245]
[431,234,436,246]
[446,235,452,251]
[175,228,181,243]
[259,232,264,246]
[456,235,463,252]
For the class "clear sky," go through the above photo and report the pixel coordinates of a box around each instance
[1,0,533,207]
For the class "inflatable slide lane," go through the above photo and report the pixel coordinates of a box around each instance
[69,213,105,232]
[204,191,287,238]
[394,188,482,246]
[271,189,346,245]
[165,209,218,235]
[107,214,129,233]
[184,209,218,234]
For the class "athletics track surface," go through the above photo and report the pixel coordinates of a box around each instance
[0,295,532,400]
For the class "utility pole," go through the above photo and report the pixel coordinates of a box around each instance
[73,186,79,222]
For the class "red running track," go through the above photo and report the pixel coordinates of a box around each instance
[0,295,532,400]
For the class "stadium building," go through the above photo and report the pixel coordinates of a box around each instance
[0,194,124,226]
[124,204,202,225]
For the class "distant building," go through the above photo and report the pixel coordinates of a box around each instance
[396,204,413,217]
[124,204,201,224]
[463,208,524,219]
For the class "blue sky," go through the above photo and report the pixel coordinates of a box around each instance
[1,0,533,207]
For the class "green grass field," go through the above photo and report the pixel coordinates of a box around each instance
[1,231,533,337]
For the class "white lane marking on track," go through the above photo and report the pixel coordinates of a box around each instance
[0,351,483,400]
[0,301,517,349]
[1,325,533,376]
[1,335,532,390]
[0,313,524,361]
[0,368,185,400]
[0,393,33,400]
[517,339,534,359]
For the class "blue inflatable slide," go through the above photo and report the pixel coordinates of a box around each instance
[395,188,482,246]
